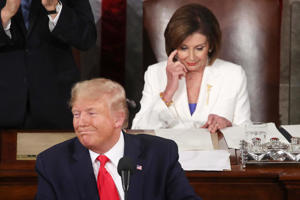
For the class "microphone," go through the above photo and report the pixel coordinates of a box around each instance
[126,98,137,109]
[117,156,135,200]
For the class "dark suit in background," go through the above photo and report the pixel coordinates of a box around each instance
[0,0,97,129]
[35,133,201,200]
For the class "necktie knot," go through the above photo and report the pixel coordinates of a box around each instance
[97,155,109,167]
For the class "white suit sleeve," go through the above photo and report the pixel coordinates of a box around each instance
[131,65,178,129]
[210,65,251,125]
[232,67,251,125]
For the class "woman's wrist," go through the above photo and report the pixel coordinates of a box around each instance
[162,89,175,101]
[160,92,173,107]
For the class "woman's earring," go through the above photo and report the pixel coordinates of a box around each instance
[209,49,212,53]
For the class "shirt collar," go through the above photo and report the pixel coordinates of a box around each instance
[89,131,125,167]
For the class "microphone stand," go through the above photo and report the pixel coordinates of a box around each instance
[121,170,130,200]
[118,157,134,200]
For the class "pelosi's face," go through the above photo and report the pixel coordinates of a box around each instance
[72,96,121,154]
[176,32,210,72]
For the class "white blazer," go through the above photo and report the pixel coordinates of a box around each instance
[132,59,251,129]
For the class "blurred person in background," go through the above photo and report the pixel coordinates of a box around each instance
[0,0,97,129]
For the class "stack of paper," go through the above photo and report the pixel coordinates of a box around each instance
[155,129,213,151]
[222,122,289,149]
[179,150,231,171]
[155,129,231,171]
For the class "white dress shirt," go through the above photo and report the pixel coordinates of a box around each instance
[89,132,125,200]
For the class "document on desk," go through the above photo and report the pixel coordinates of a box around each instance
[281,124,300,137]
[155,129,230,171]
[155,128,213,151]
[179,150,231,171]
[222,123,289,149]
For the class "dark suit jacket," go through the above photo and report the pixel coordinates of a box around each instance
[35,133,201,200]
[0,0,96,129]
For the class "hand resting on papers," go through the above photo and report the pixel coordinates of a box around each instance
[202,114,232,133]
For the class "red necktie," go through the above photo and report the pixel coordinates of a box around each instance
[97,155,120,200]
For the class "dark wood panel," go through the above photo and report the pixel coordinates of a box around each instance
[0,185,37,200]
[1,130,300,200]
[0,169,37,200]
[190,182,284,200]
[186,169,283,200]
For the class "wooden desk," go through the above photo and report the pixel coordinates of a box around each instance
[1,130,300,200]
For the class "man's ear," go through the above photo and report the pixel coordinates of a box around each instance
[113,111,125,128]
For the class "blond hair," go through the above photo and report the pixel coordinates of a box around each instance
[69,78,128,128]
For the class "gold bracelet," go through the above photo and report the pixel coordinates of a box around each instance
[160,92,173,107]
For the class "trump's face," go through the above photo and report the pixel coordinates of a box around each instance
[177,32,210,72]
[72,96,121,154]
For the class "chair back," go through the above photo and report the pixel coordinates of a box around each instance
[143,0,282,124]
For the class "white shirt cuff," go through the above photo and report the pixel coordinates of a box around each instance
[3,20,12,38]
[48,1,63,32]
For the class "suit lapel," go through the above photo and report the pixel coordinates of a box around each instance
[172,65,222,121]
[173,78,191,120]
[15,0,40,36]
[123,133,144,200]
[203,66,222,112]
[14,8,27,34]
[69,134,146,200]
[70,139,99,200]
[27,0,41,36]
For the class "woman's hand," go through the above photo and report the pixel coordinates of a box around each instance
[202,114,232,133]
[163,50,187,102]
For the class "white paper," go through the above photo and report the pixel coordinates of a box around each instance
[222,122,289,149]
[179,150,231,171]
[221,126,244,149]
[281,124,300,137]
[155,128,213,151]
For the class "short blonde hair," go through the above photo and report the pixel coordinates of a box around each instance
[69,78,129,128]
